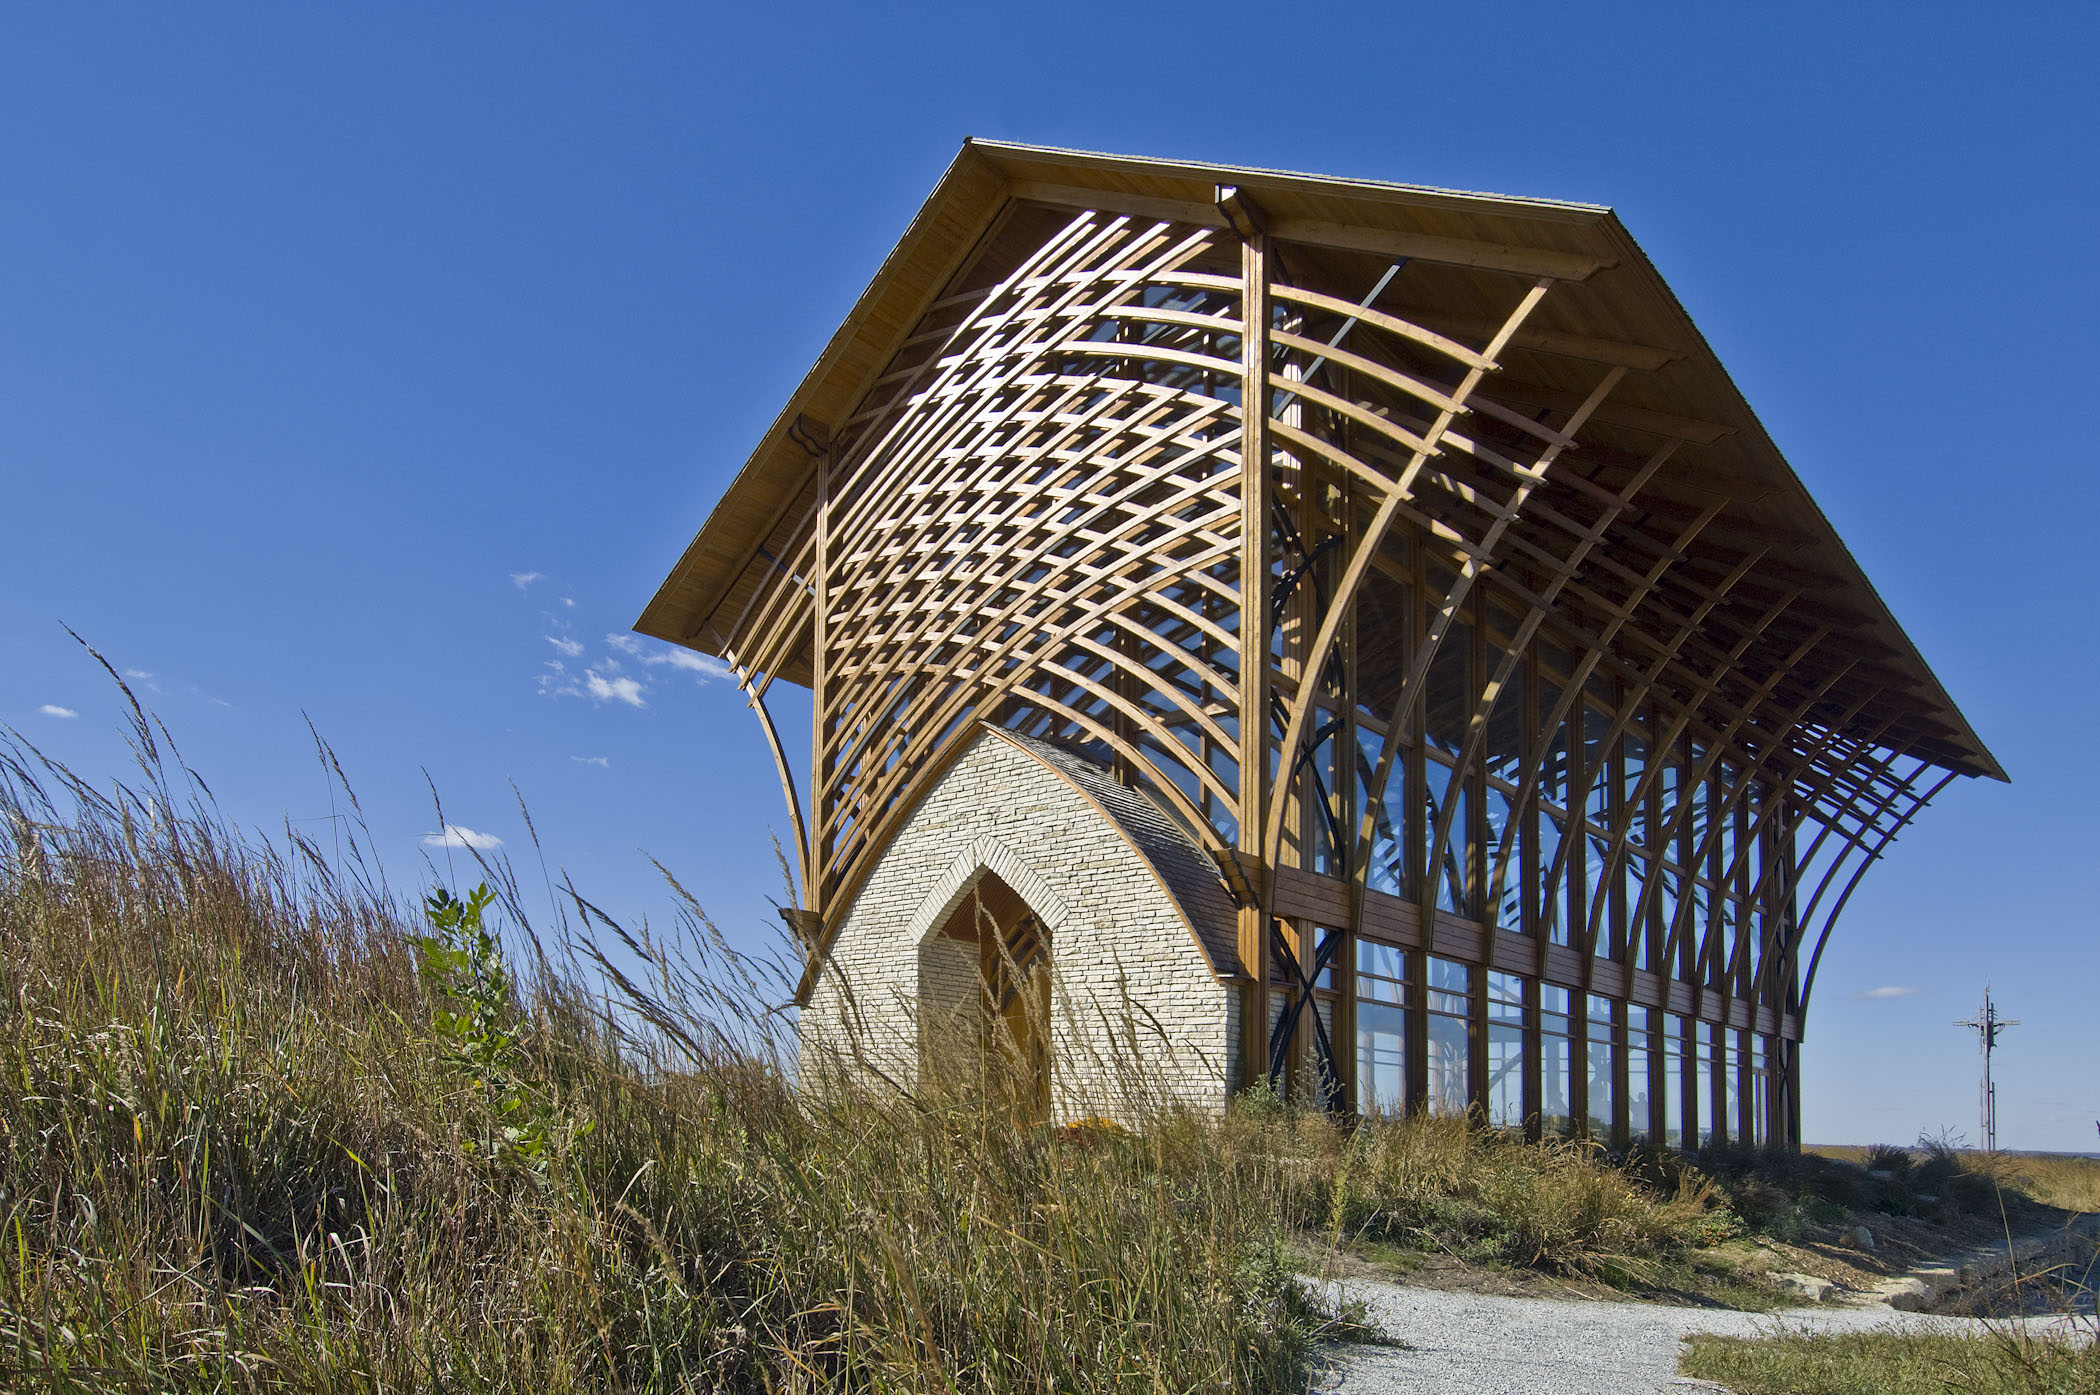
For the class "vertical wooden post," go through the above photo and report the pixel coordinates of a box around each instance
[808,450,830,920]
[1234,210,1273,1093]
[1333,471,1360,1114]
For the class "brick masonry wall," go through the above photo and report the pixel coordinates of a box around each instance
[801,729,1237,1121]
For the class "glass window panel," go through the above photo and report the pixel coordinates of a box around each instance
[1750,1035,1769,1145]
[1487,971,1525,1020]
[1656,737,1686,853]
[1426,956,1470,1015]
[1486,971,1524,1126]
[1538,638,1573,682]
[1423,618,1471,758]
[1540,983,1571,1035]
[1356,941,1408,1003]
[1424,759,1467,915]
[1585,995,1615,1138]
[1313,926,1340,990]
[1626,1005,1652,1147]
[1358,725,1404,898]
[1686,745,1711,856]
[1540,983,1573,1135]
[1484,782,1517,930]
[1310,710,1343,878]
[1356,1001,1408,1116]
[1713,896,1740,988]
[1625,851,1650,969]
[1583,701,1612,822]
[1717,763,1740,873]
[1661,1013,1685,1148]
[1655,864,1681,951]
[1621,720,1649,849]
[1724,1030,1743,1143]
[1685,879,1713,979]
[1487,1019,1524,1127]
[1482,610,1524,785]
[1697,1020,1719,1146]
[1538,678,1571,807]
[1425,957,1470,1115]
[1585,830,1611,957]
[1536,804,1567,946]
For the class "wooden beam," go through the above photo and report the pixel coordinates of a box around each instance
[1482,378,1737,444]
[1006,179,1614,282]
[1269,217,1615,283]
[1388,308,1682,372]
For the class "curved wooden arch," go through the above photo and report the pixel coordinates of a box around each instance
[706,186,1992,1134]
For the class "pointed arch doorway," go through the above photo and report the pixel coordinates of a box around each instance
[926,870,1051,1123]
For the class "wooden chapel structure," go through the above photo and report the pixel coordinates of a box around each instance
[638,141,2001,1145]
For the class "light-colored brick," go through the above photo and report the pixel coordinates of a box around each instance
[801,727,1239,1121]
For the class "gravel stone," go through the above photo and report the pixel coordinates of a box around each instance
[1314,1278,2090,1394]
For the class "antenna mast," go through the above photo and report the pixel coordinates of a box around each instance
[1955,983,2018,1152]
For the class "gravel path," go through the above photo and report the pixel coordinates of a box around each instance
[1313,1279,2090,1394]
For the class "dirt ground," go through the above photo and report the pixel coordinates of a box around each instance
[1310,1195,2094,1314]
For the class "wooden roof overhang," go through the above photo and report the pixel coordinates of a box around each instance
[636,140,2002,786]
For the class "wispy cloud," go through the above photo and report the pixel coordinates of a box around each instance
[123,668,152,680]
[584,671,646,708]
[606,632,733,682]
[510,571,546,590]
[545,635,584,658]
[38,704,78,719]
[1852,985,1918,1000]
[422,824,503,850]
[570,755,610,768]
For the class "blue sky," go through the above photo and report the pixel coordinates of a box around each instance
[2,3,2093,1150]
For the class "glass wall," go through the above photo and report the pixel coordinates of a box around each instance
[1342,944,1776,1144]
[1696,1019,1719,1145]
[1723,1030,1743,1144]
[1485,971,1525,1128]
[1750,1034,1769,1143]
[1540,984,1573,1135]
[1355,941,1409,1115]
[1585,994,1615,1140]
[1661,1013,1685,1148]
[1626,1005,1652,1146]
[1426,957,1471,1114]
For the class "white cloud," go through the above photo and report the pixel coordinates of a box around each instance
[510,571,546,589]
[560,597,575,607]
[1852,985,1918,1000]
[661,648,734,681]
[571,755,610,768]
[605,632,734,683]
[584,670,646,708]
[422,824,503,850]
[123,668,153,680]
[38,704,78,719]
[545,635,584,658]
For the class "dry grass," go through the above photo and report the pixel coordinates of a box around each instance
[1808,1144,2100,1218]
[0,698,1346,1393]
[1681,1323,2100,1394]
[0,685,1854,1390]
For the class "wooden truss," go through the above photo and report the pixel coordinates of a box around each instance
[641,145,2000,1147]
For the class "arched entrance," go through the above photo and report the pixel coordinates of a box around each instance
[922,871,1051,1122]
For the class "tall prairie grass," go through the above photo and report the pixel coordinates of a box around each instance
[0,686,1802,1390]
[0,697,1338,1393]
